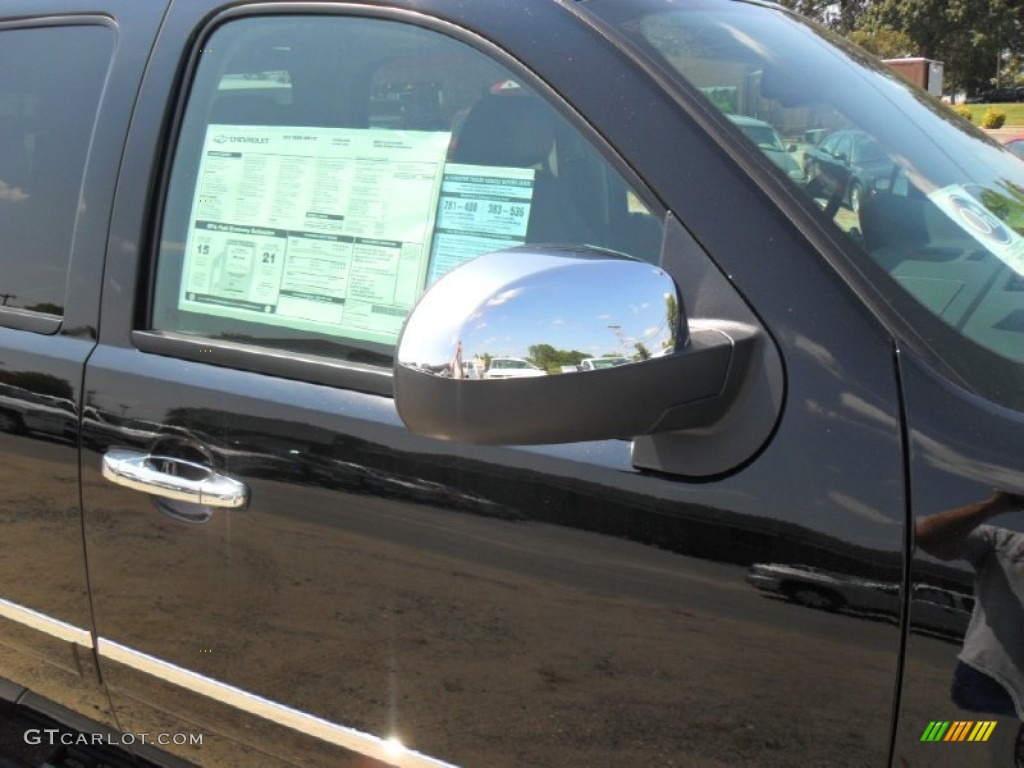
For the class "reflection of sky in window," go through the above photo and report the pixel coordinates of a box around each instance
[398,252,679,371]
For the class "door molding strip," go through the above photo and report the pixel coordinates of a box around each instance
[0,598,457,767]
[0,597,94,648]
[97,638,457,768]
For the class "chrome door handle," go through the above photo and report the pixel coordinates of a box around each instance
[101,449,248,509]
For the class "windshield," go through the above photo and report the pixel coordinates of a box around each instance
[581,0,1024,410]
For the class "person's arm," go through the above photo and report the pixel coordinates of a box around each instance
[915,492,1024,561]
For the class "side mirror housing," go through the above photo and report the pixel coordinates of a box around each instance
[394,247,765,446]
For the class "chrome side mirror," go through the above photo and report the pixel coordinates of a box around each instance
[397,247,682,381]
[394,247,762,445]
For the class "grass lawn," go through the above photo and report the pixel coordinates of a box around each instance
[961,102,1024,127]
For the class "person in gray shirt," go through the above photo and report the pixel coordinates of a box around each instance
[917,491,1024,764]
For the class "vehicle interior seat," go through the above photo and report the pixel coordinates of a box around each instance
[450,93,598,246]
[858,193,931,270]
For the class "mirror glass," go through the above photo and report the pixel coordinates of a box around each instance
[397,249,683,379]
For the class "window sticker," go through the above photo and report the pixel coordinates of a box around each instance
[928,185,1024,275]
[426,164,535,284]
[180,125,451,344]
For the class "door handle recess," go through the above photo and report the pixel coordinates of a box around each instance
[101,449,248,509]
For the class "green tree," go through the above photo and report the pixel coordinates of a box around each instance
[665,294,680,352]
[782,0,1024,97]
[853,0,1023,95]
[780,0,870,34]
[847,27,914,58]
[527,343,588,374]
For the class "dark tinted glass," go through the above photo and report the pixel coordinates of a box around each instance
[0,25,113,316]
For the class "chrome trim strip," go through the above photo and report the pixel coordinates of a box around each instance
[0,598,94,648]
[96,639,458,768]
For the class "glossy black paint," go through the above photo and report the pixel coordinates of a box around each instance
[0,1,1018,767]
[0,0,168,745]
[0,332,98,693]
[81,333,908,767]
[894,351,1024,766]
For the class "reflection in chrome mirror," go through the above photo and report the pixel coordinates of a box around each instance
[396,248,684,380]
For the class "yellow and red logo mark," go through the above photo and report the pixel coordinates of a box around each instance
[921,721,997,742]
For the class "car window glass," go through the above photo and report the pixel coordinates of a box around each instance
[584,0,1024,410]
[855,138,884,164]
[0,25,113,317]
[152,16,662,366]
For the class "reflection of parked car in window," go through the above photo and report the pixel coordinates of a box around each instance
[484,357,547,379]
[803,129,896,211]
[1005,135,1024,159]
[747,563,973,637]
[727,114,805,183]
[965,86,1024,104]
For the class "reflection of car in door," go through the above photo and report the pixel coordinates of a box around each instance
[747,562,905,612]
[911,585,973,638]
[746,563,972,637]
[747,562,888,611]
[803,129,895,211]
[0,383,77,441]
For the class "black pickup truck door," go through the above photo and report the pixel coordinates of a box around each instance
[80,2,908,766]
[0,0,166,736]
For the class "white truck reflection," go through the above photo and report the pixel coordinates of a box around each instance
[747,562,972,638]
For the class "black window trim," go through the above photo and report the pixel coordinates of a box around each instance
[137,1,669,398]
[132,328,393,393]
